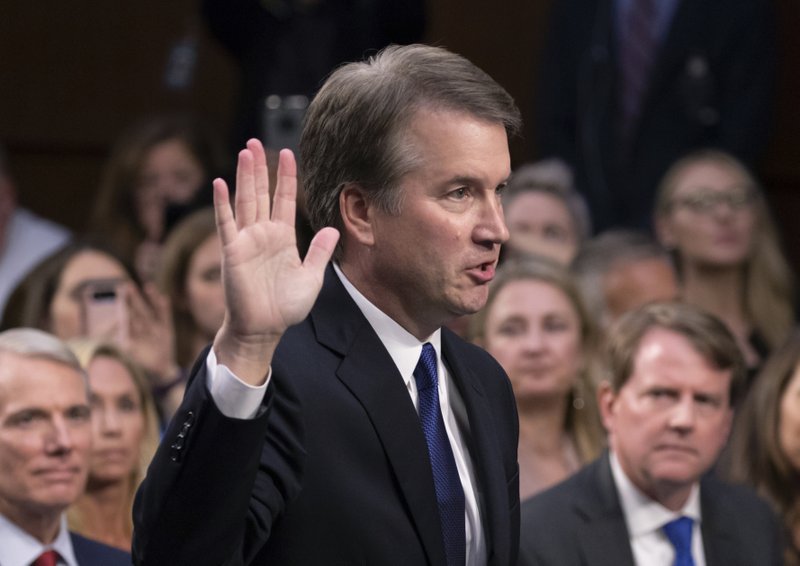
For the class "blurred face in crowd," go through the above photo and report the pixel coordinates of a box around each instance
[779,364,800,472]
[359,108,509,336]
[185,234,225,339]
[658,161,756,268]
[504,191,578,265]
[483,279,582,404]
[600,327,733,510]
[86,354,145,485]
[48,251,130,341]
[136,138,205,241]
[0,353,91,524]
[603,258,678,323]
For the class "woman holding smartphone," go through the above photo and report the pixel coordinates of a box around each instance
[1,239,183,422]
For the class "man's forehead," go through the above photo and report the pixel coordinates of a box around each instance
[0,354,87,411]
[627,327,732,389]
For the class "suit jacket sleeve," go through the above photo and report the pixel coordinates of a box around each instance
[132,348,305,565]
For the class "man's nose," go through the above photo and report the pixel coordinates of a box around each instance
[476,196,509,245]
[668,396,696,431]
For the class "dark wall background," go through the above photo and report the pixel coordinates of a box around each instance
[2,0,799,268]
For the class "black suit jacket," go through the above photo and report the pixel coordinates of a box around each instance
[70,532,131,565]
[535,0,775,231]
[518,452,783,566]
[133,265,520,565]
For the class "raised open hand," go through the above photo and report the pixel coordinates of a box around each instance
[212,139,339,383]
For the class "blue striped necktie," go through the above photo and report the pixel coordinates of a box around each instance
[414,342,466,566]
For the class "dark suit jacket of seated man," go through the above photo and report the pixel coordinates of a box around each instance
[518,302,782,566]
[133,44,522,565]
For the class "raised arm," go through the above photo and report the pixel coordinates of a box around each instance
[211,139,339,384]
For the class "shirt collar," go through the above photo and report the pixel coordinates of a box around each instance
[610,450,702,538]
[333,262,442,387]
[0,513,79,566]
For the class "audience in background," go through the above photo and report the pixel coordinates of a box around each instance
[535,0,776,231]
[1,241,183,423]
[89,115,227,282]
[67,339,160,552]
[572,229,678,328]
[0,328,130,565]
[0,144,71,316]
[724,328,800,565]
[501,159,591,265]
[470,257,604,500]
[655,149,795,382]
[157,208,224,369]
[519,302,783,566]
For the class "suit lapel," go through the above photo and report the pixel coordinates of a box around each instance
[699,477,738,566]
[573,455,637,566]
[311,266,447,566]
[441,331,510,566]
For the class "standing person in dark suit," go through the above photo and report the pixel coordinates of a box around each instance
[0,328,130,566]
[535,0,776,231]
[133,44,522,565]
[519,302,783,566]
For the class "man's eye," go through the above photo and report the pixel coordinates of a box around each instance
[450,188,469,199]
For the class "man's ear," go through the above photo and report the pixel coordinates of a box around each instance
[339,183,375,247]
[597,380,617,433]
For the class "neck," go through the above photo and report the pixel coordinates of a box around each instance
[73,477,133,547]
[0,500,62,545]
[338,260,442,341]
[680,261,747,326]
[518,395,571,453]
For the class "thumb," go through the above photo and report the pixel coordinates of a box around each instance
[302,227,340,274]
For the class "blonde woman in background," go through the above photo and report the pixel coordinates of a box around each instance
[67,339,160,552]
[470,257,604,500]
[655,148,795,382]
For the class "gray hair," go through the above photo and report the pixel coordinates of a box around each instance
[571,230,673,325]
[0,327,83,375]
[300,43,522,251]
[502,158,592,242]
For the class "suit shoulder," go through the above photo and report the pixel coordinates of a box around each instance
[70,532,131,565]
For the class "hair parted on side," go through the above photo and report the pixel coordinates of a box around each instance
[300,43,522,243]
[605,302,746,406]
[0,327,83,375]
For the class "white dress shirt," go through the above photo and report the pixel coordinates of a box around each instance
[206,263,487,565]
[610,452,706,566]
[0,513,79,566]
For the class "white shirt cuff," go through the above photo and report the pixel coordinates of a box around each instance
[205,347,270,419]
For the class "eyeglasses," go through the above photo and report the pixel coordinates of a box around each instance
[669,186,756,214]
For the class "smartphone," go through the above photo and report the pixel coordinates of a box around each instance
[80,279,129,347]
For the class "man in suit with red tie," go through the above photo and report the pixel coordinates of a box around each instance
[133,44,522,565]
[0,328,130,566]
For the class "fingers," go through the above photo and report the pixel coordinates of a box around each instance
[271,149,298,226]
[303,227,340,274]
[213,178,238,247]
[234,147,257,229]
[249,139,271,223]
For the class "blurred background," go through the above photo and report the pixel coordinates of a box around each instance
[2,0,799,266]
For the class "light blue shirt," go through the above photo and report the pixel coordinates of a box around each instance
[0,513,79,566]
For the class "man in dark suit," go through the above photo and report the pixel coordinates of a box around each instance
[0,328,130,565]
[133,44,521,565]
[535,0,775,231]
[519,302,783,566]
